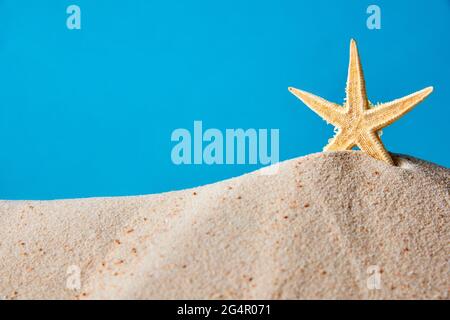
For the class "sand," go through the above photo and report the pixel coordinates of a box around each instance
[0,151,448,300]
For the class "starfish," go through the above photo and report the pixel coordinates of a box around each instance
[288,39,433,165]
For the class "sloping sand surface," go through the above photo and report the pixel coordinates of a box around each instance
[0,152,448,299]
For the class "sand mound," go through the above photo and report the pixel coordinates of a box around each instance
[0,152,448,300]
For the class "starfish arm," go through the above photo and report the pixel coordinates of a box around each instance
[346,39,369,112]
[288,87,345,126]
[365,87,433,130]
[323,129,355,151]
[356,131,394,165]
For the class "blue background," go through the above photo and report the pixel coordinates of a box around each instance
[0,0,448,199]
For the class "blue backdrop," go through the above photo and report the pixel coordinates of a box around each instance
[0,0,448,199]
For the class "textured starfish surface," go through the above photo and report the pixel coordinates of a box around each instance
[289,39,433,165]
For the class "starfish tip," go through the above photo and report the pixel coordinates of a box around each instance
[288,87,300,94]
[419,86,434,98]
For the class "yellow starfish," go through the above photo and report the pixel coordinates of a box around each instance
[288,39,433,165]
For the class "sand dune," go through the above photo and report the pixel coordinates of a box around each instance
[0,151,448,300]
